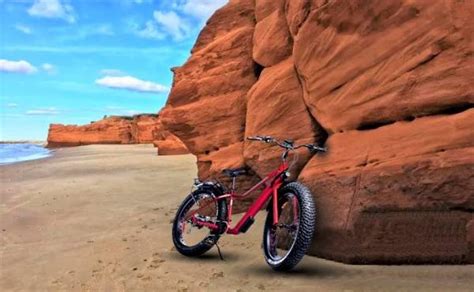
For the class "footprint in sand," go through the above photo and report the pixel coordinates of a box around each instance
[199,281,209,288]
[211,271,224,279]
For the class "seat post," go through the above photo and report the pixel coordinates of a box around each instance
[232,176,236,192]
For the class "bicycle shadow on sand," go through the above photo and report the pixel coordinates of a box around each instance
[168,248,348,279]
[242,260,349,279]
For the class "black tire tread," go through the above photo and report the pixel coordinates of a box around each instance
[263,182,316,271]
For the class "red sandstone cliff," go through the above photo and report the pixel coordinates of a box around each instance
[161,0,474,263]
[47,114,188,155]
[152,118,189,155]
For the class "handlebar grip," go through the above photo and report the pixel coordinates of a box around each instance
[305,144,327,153]
[314,146,327,152]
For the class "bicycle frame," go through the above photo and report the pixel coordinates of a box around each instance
[190,161,289,235]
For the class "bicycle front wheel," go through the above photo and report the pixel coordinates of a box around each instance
[262,182,316,271]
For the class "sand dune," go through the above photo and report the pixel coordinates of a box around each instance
[1,145,473,291]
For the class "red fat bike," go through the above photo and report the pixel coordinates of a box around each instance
[172,136,326,271]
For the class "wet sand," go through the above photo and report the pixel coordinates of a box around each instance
[1,145,473,291]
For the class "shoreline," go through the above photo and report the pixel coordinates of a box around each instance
[0,142,53,165]
[0,140,46,145]
[1,145,473,291]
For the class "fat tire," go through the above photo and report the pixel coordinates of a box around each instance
[262,182,316,271]
[172,189,227,257]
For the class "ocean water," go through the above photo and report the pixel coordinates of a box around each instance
[0,143,52,165]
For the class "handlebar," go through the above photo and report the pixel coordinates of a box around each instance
[247,135,327,153]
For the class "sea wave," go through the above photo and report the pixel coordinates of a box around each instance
[0,143,52,165]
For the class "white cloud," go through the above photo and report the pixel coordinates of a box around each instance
[100,69,126,76]
[0,59,38,74]
[135,20,165,40]
[15,24,32,34]
[95,75,169,93]
[27,0,76,23]
[178,0,227,22]
[7,103,18,108]
[153,10,190,41]
[136,1,226,42]
[26,107,60,115]
[42,63,56,74]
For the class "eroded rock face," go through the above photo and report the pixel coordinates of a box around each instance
[131,114,160,144]
[47,115,189,156]
[152,119,189,155]
[244,57,324,179]
[293,0,474,133]
[253,5,292,66]
[160,0,259,187]
[161,0,474,263]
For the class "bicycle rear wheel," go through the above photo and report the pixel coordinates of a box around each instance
[172,189,227,257]
[262,182,316,271]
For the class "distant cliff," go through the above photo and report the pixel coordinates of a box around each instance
[47,114,188,155]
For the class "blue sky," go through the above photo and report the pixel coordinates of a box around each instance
[0,0,227,140]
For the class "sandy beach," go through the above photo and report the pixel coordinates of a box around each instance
[1,145,473,291]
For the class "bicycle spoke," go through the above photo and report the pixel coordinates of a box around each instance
[266,193,300,262]
[177,193,218,247]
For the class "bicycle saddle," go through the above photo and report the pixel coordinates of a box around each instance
[222,167,248,177]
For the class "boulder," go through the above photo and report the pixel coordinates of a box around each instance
[253,10,292,67]
[244,57,326,179]
[285,0,311,37]
[293,0,474,133]
[255,0,285,22]
[299,109,474,263]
